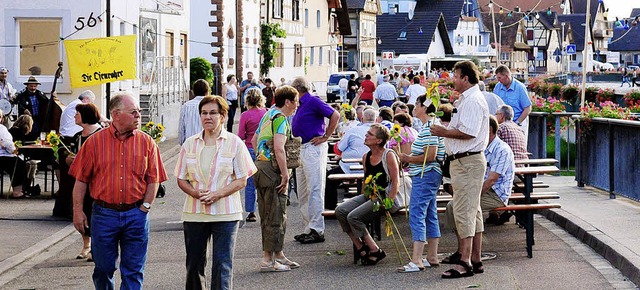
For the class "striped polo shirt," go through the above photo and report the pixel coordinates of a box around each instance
[408,119,446,177]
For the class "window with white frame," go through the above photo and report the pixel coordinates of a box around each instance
[292,0,300,21]
[500,52,510,60]
[305,9,309,27]
[273,0,283,19]
[317,10,321,28]
[18,19,61,76]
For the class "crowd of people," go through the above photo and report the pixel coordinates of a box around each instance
[0,60,534,289]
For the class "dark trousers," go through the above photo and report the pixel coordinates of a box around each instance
[0,156,26,187]
[184,221,239,290]
[226,100,238,133]
[347,91,356,103]
[324,166,345,210]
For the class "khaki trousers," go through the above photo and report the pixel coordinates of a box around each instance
[449,154,487,239]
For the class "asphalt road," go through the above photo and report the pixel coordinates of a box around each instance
[0,146,635,290]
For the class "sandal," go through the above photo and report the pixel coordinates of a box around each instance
[275,258,300,269]
[259,261,290,272]
[441,261,474,279]
[246,212,257,222]
[397,262,424,273]
[472,260,484,274]
[422,258,440,268]
[353,243,369,264]
[441,251,461,264]
[76,247,91,259]
[363,248,386,266]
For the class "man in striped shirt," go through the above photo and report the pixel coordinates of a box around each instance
[431,60,489,278]
[178,79,210,144]
[71,92,168,289]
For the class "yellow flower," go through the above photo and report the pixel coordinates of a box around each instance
[341,103,350,109]
[427,82,439,96]
[146,121,154,127]
[364,175,373,185]
[392,124,401,134]
[157,124,165,131]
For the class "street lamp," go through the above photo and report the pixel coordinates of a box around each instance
[498,22,503,65]
[561,22,566,76]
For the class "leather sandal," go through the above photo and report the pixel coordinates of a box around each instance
[441,261,474,279]
[472,260,484,274]
[441,251,461,264]
[397,262,424,273]
[353,243,369,264]
[363,248,386,266]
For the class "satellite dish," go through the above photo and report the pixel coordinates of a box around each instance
[0,99,11,115]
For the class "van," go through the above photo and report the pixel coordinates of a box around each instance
[326,71,357,103]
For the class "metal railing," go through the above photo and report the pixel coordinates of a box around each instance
[143,56,189,120]
[528,112,579,173]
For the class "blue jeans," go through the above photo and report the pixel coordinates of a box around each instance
[184,221,239,290]
[91,204,149,290]
[409,170,442,241]
[245,148,257,213]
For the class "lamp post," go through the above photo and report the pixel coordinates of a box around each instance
[498,22,503,66]
[561,22,566,77]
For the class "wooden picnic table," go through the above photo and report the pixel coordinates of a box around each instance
[515,158,558,166]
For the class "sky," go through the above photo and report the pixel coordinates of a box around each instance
[605,0,637,19]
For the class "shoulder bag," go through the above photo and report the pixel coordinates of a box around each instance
[265,113,302,170]
[381,148,412,213]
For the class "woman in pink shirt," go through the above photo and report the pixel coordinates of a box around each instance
[237,89,267,222]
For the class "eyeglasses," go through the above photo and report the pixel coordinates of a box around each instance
[119,109,140,116]
[201,111,220,117]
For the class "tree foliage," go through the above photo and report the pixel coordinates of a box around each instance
[260,23,286,76]
[190,57,213,88]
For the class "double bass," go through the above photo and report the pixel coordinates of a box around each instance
[42,62,66,133]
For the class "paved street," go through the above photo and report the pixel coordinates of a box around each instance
[0,137,637,289]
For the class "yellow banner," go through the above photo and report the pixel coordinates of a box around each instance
[64,35,137,88]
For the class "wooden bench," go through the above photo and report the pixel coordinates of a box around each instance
[322,203,561,258]
[515,158,558,166]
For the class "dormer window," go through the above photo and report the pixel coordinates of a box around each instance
[398,31,407,40]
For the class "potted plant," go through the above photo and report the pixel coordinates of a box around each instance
[596,88,615,104]
[560,85,579,107]
[624,90,640,107]
[548,83,563,98]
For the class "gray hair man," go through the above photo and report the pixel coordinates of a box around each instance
[478,82,504,117]
[59,90,96,138]
[495,104,528,162]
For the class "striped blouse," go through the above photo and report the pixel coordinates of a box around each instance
[408,119,446,176]
[174,130,257,218]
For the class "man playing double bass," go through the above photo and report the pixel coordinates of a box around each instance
[15,76,48,140]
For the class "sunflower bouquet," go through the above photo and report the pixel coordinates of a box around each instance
[46,132,72,160]
[141,121,166,144]
[340,103,353,123]
[363,172,411,264]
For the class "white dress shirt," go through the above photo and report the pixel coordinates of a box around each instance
[445,85,490,154]
[59,99,83,137]
[374,82,398,101]
[0,124,16,157]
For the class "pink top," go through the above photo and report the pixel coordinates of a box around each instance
[238,107,267,148]
[388,126,418,149]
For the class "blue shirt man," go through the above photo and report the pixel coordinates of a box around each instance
[493,65,531,124]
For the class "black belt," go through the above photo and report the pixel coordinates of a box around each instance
[446,151,481,162]
[94,200,143,211]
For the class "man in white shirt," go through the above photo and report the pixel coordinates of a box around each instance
[478,82,504,117]
[178,79,210,145]
[374,75,398,108]
[431,60,489,279]
[59,90,96,138]
[338,76,349,103]
[405,76,427,110]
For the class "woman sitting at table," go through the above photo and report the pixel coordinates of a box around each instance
[175,95,256,289]
[335,123,399,266]
[54,103,102,260]
[0,110,30,198]
[9,115,35,144]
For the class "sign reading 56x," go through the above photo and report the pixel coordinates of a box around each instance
[75,12,98,31]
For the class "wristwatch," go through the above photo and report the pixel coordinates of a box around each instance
[142,202,151,210]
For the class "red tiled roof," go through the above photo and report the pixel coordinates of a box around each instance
[477,0,563,14]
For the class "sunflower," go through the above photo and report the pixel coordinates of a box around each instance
[364,174,373,185]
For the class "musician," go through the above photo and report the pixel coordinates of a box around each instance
[0,67,15,127]
[15,76,48,140]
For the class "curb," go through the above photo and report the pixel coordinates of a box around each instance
[540,208,640,286]
[0,224,76,275]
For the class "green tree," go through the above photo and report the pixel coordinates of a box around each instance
[260,23,286,76]
[190,57,213,88]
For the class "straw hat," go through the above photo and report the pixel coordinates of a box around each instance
[23,76,40,85]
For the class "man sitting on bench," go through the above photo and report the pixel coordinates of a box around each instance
[444,116,515,263]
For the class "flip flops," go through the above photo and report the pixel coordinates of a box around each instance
[422,258,440,268]
[259,261,290,272]
[275,258,300,269]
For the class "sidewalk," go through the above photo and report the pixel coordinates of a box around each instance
[0,141,639,287]
[0,137,181,278]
